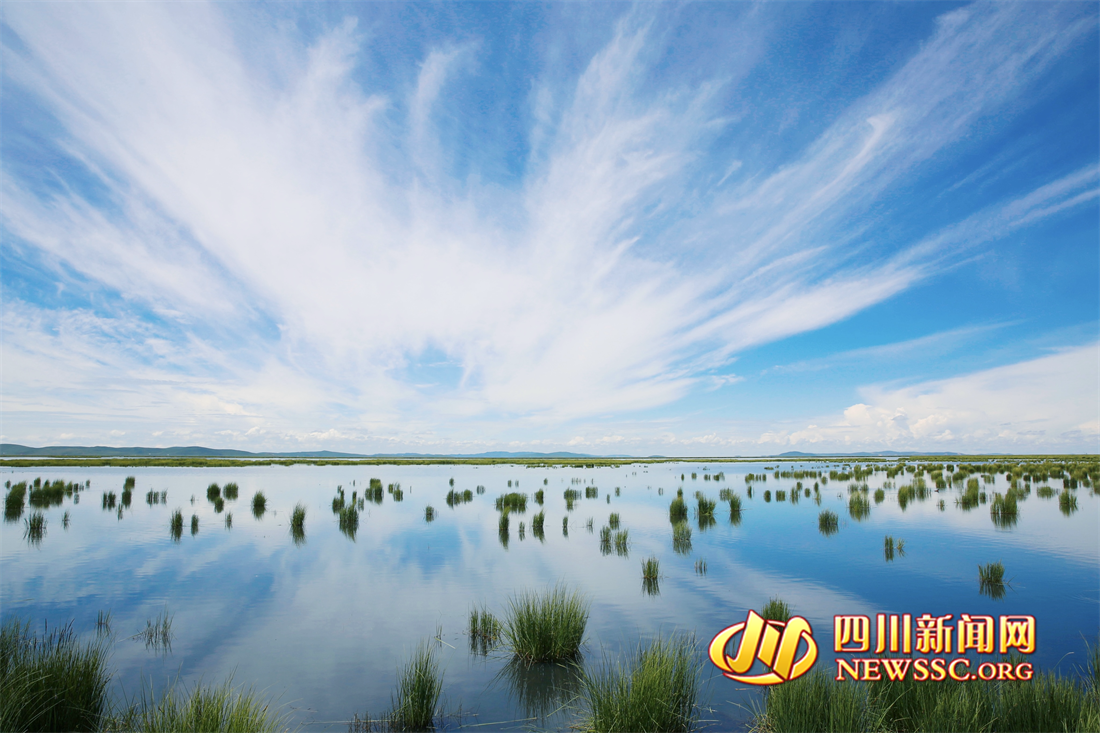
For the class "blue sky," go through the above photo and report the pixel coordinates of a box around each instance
[1,2,1097,456]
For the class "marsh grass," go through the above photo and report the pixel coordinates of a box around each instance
[750,668,883,733]
[979,561,1008,600]
[1,618,111,732]
[137,608,173,653]
[614,530,629,557]
[108,676,285,733]
[563,516,569,537]
[642,557,660,580]
[1037,485,1055,499]
[818,510,838,536]
[291,503,306,545]
[1059,489,1078,516]
[223,482,239,500]
[339,505,360,539]
[535,489,544,505]
[578,634,700,733]
[672,522,692,555]
[495,493,528,513]
[599,526,612,556]
[669,490,688,523]
[503,584,590,662]
[696,495,715,521]
[694,559,707,575]
[24,511,46,545]
[424,506,435,522]
[207,483,221,502]
[469,606,502,656]
[96,611,112,636]
[251,492,267,518]
[759,597,791,623]
[532,511,546,542]
[190,515,199,536]
[214,497,225,514]
[225,512,232,529]
[170,510,183,542]
[5,482,27,521]
[874,488,885,504]
[499,511,510,534]
[848,493,871,521]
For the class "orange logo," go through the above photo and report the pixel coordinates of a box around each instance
[709,610,818,685]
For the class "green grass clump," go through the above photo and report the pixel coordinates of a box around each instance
[614,529,629,556]
[251,491,266,518]
[642,557,660,580]
[469,606,502,655]
[123,476,136,491]
[170,510,184,541]
[24,511,46,545]
[5,482,28,521]
[503,584,590,662]
[579,634,700,733]
[535,489,544,505]
[108,677,285,733]
[818,510,838,536]
[387,641,442,731]
[290,503,306,543]
[608,512,620,529]
[495,493,527,513]
[979,561,1007,599]
[669,490,688,523]
[206,483,221,502]
[696,495,715,520]
[1059,489,1078,516]
[223,482,239,500]
[424,506,435,522]
[672,522,692,555]
[759,597,791,623]
[190,515,199,536]
[873,488,885,504]
[339,505,359,538]
[499,511,510,533]
[586,486,599,499]
[1037,485,1055,499]
[0,617,111,732]
[848,493,871,521]
[751,668,883,733]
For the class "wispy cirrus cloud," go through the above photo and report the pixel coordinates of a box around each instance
[1,2,1095,451]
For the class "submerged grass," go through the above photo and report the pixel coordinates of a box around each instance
[672,522,692,555]
[0,617,111,732]
[469,606,502,655]
[503,584,590,662]
[579,634,701,733]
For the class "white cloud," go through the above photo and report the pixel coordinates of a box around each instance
[0,3,1095,450]
[767,344,1100,453]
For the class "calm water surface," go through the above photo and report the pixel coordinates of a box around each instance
[2,462,1098,731]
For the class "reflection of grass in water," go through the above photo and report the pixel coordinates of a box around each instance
[599,526,612,556]
[562,516,569,537]
[669,490,687,523]
[190,515,199,536]
[225,512,233,530]
[760,597,791,623]
[672,522,692,555]
[503,584,589,663]
[608,513,620,530]
[873,488,885,504]
[641,557,660,580]
[1037,485,1055,499]
[579,634,700,733]
[498,657,584,721]
[884,535,895,562]
[206,483,221,502]
[532,511,546,542]
[223,482,239,500]
[818,510,838,536]
[694,559,707,575]
[96,610,111,636]
[423,506,435,522]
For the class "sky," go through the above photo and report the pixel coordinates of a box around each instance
[1,2,1097,456]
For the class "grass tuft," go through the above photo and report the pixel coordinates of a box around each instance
[503,584,590,662]
[818,510,839,536]
[251,492,267,518]
[108,676,285,732]
[387,641,443,731]
[579,634,701,733]
[759,597,791,623]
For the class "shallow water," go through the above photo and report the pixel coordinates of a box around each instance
[2,462,1098,731]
